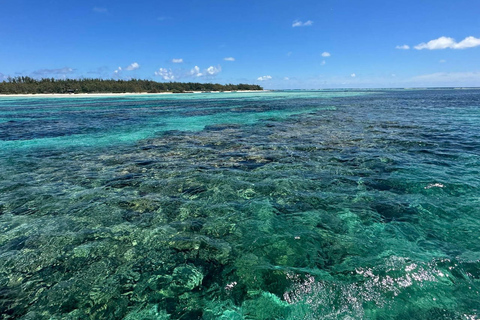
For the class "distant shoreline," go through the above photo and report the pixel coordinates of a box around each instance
[0,90,269,98]
[0,78,264,96]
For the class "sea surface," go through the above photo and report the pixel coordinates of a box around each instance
[0,89,479,319]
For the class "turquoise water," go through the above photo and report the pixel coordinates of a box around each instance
[0,90,479,319]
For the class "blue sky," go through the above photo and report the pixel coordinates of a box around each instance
[1,0,479,88]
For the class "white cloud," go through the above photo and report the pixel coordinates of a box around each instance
[190,65,221,77]
[321,60,326,65]
[395,44,410,50]
[292,20,313,27]
[126,62,140,71]
[414,37,455,50]
[154,65,222,80]
[155,68,175,80]
[439,59,446,63]
[351,73,356,78]
[93,7,107,13]
[190,66,202,77]
[206,66,221,75]
[172,58,183,63]
[456,36,480,48]
[321,52,331,57]
[114,62,140,75]
[257,75,272,81]
[414,36,480,50]
[224,57,235,61]
[284,77,290,80]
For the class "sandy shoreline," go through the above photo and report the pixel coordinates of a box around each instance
[0,90,268,98]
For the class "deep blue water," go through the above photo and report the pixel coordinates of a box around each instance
[0,89,479,319]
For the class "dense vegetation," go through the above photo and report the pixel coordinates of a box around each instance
[0,77,263,94]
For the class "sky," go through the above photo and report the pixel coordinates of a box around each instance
[1,0,479,89]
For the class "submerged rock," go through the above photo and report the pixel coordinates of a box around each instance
[241,291,289,320]
[171,265,204,292]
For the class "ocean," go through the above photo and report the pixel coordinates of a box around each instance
[0,89,479,319]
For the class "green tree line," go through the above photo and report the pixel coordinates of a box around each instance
[0,77,263,94]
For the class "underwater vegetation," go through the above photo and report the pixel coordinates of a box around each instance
[0,90,479,319]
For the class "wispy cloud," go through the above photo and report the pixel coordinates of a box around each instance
[414,36,480,50]
[321,52,331,57]
[395,44,410,50]
[439,59,446,63]
[93,7,108,13]
[126,62,140,70]
[257,75,272,81]
[224,57,235,61]
[32,67,75,76]
[321,60,326,65]
[292,20,313,27]
[284,77,290,81]
[154,68,175,80]
[172,58,183,63]
[0,72,7,81]
[87,66,109,76]
[351,73,356,78]
[411,71,480,84]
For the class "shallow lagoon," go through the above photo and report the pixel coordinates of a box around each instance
[0,90,479,319]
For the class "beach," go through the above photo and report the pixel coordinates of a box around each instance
[0,90,268,98]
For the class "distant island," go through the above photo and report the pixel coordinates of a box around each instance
[0,77,263,94]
